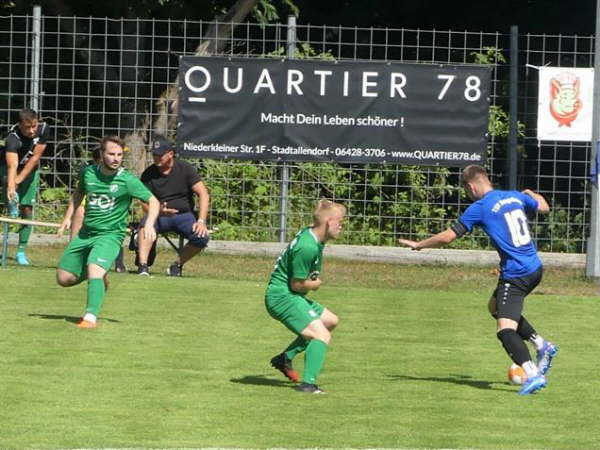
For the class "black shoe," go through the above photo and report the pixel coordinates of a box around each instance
[115,262,127,273]
[137,264,150,276]
[167,262,182,277]
[295,382,325,394]
[270,353,300,383]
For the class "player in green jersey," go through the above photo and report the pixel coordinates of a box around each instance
[265,199,346,394]
[56,136,160,328]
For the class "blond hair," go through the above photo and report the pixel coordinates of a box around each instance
[313,199,346,225]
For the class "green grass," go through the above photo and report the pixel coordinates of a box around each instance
[1,245,599,449]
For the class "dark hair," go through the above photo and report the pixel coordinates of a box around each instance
[461,164,489,185]
[18,108,38,123]
[100,135,124,153]
[91,146,102,162]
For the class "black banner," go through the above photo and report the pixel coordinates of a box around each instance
[177,57,491,166]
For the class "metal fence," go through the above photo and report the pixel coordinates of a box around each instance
[0,13,593,252]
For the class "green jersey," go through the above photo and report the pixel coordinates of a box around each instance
[268,226,324,293]
[79,164,152,236]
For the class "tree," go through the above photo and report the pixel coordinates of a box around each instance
[6,0,296,174]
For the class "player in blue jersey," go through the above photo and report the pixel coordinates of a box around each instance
[398,165,557,395]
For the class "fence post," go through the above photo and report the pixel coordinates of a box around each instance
[278,15,296,243]
[585,0,600,278]
[507,25,518,190]
[30,5,42,112]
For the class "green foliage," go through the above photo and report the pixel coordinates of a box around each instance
[267,41,335,60]
[470,46,507,65]
[253,0,299,24]
[488,105,525,139]
[534,204,586,253]
[199,158,465,245]
[36,185,70,223]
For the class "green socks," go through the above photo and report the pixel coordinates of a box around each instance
[86,278,106,316]
[17,213,33,252]
[284,336,307,360]
[302,339,328,385]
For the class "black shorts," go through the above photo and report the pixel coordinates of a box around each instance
[492,267,543,321]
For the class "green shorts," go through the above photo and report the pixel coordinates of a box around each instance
[0,165,40,207]
[58,231,123,279]
[265,286,325,335]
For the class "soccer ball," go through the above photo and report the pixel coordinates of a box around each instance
[508,363,528,385]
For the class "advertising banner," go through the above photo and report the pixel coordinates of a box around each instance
[177,57,491,166]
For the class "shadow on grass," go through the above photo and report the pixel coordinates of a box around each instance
[230,374,293,388]
[28,313,121,324]
[389,373,513,391]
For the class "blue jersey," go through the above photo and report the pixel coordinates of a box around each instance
[457,190,541,279]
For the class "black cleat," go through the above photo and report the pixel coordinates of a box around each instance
[270,353,300,383]
[115,262,127,273]
[295,382,325,394]
[167,262,183,277]
[137,264,150,276]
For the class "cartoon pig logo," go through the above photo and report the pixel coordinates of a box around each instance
[549,72,582,127]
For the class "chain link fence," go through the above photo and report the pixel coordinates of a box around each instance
[0,13,593,251]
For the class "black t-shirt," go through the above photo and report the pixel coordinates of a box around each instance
[1,122,50,168]
[141,159,202,213]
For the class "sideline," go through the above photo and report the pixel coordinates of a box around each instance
[1,231,585,269]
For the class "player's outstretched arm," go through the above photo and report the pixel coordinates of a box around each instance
[398,228,457,251]
[522,189,550,214]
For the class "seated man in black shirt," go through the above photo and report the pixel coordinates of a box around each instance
[137,136,210,276]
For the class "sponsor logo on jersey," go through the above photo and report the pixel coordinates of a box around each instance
[109,184,119,192]
[87,192,116,211]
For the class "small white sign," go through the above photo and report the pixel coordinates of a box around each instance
[537,67,594,141]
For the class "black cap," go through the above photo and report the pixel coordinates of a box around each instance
[151,136,174,155]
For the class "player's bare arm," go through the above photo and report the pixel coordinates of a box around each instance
[5,151,18,200]
[398,228,457,251]
[15,143,47,184]
[191,180,210,237]
[57,199,75,235]
[290,277,322,293]
[143,195,160,242]
[522,189,550,214]
[57,185,85,235]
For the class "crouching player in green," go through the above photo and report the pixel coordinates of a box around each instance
[266,200,346,394]
[56,136,160,328]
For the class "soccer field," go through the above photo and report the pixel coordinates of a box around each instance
[0,248,599,449]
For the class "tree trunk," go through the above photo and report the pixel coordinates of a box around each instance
[152,0,261,138]
[51,0,261,175]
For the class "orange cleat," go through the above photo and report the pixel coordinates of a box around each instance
[77,319,97,328]
[270,353,300,383]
